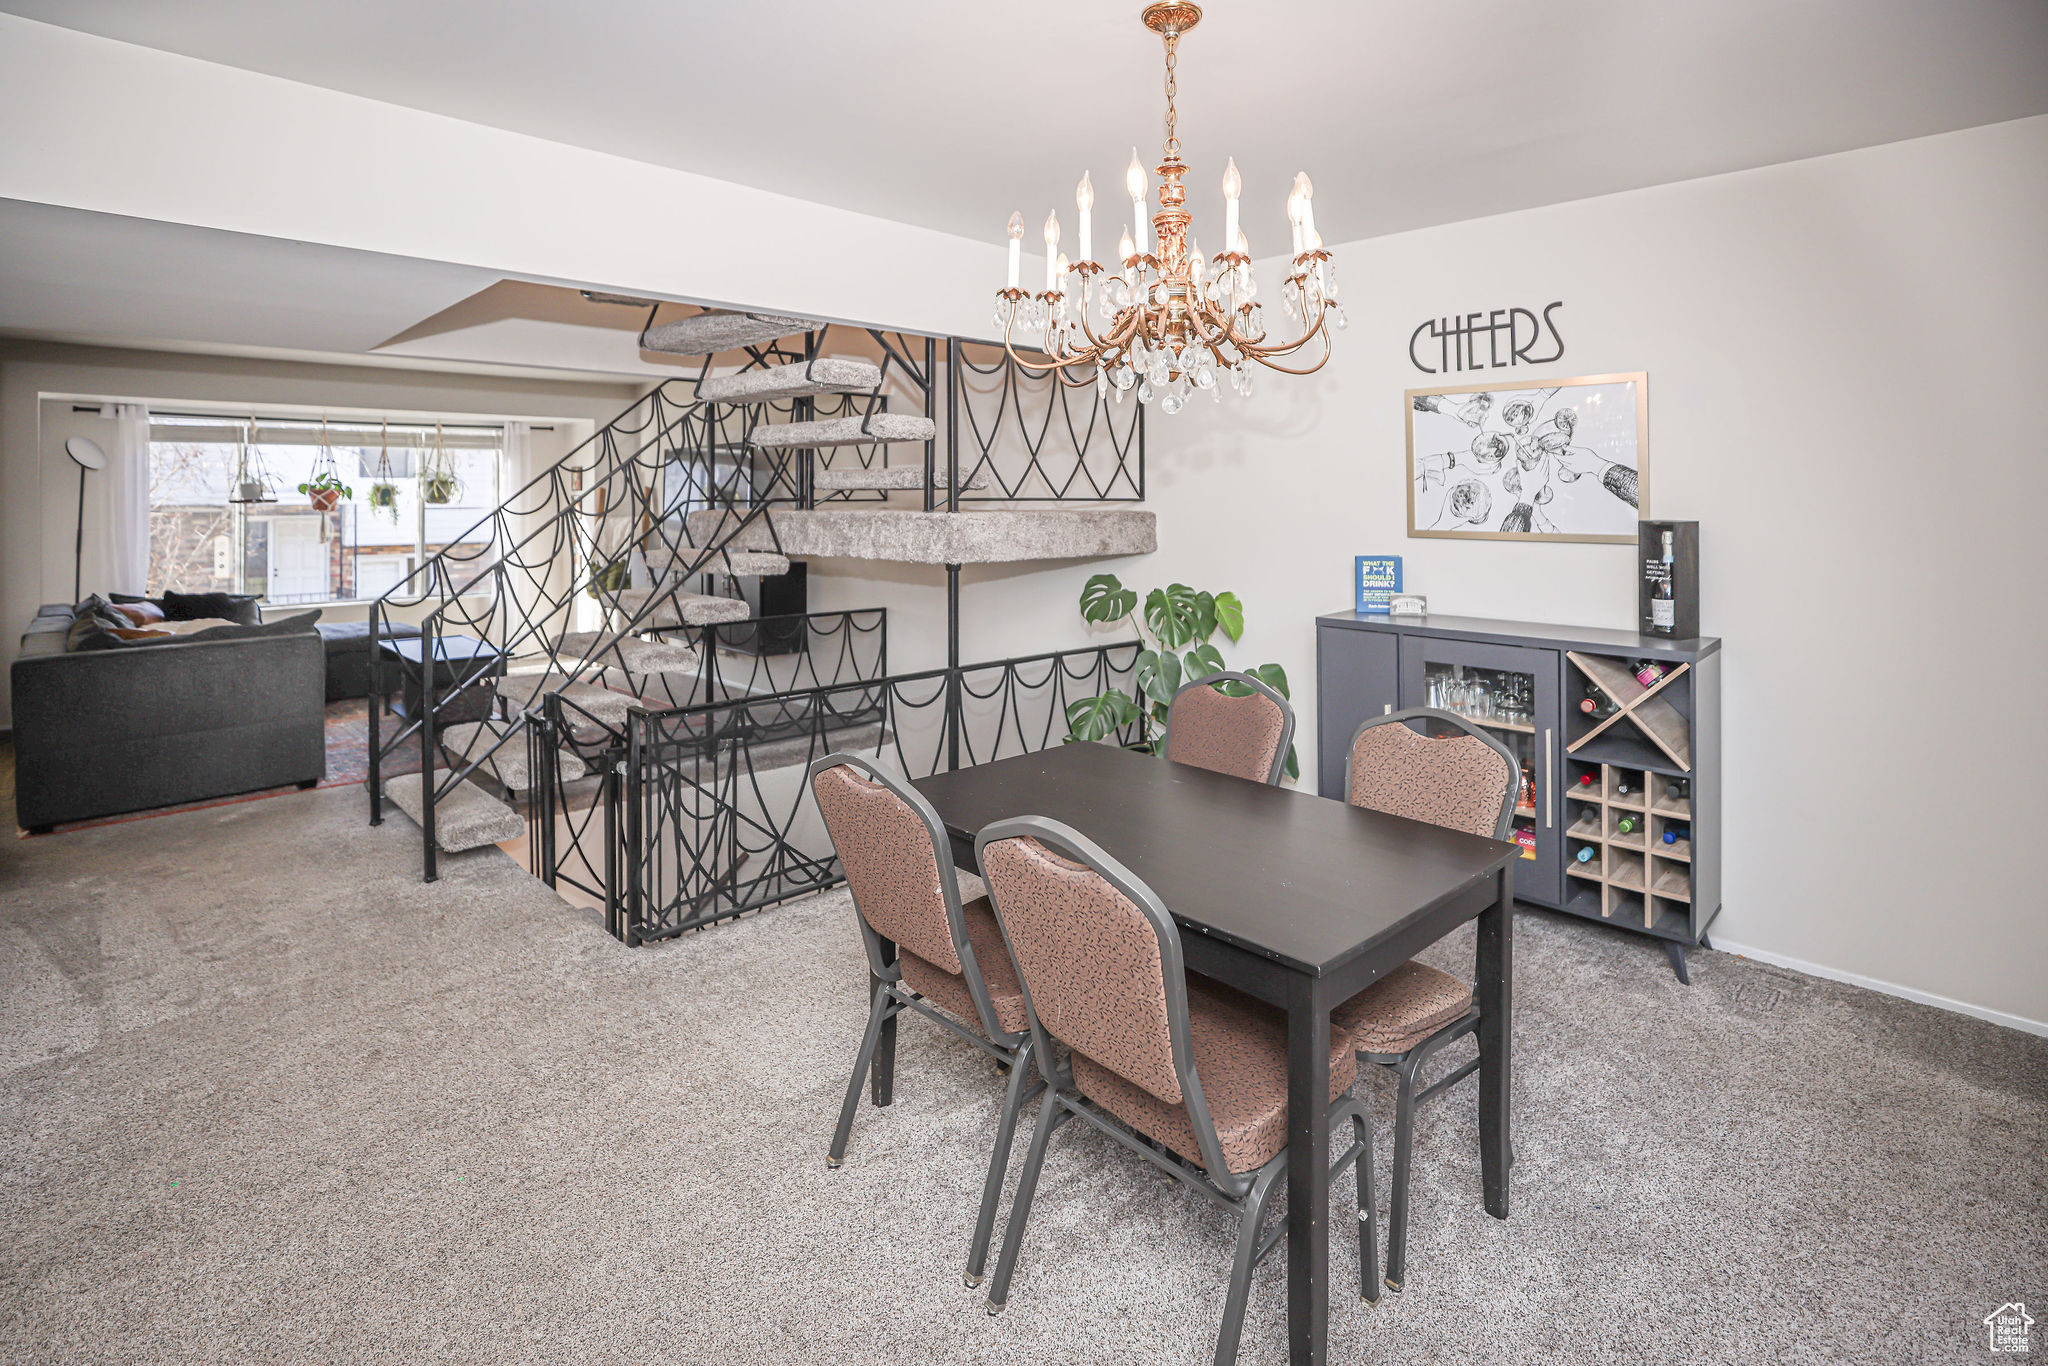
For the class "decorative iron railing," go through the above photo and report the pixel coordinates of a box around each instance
[364,320,1144,884]
[544,641,1143,944]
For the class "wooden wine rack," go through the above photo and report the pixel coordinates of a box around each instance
[1566,651,1693,771]
[1563,762,1694,932]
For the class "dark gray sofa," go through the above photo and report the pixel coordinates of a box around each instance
[12,604,326,832]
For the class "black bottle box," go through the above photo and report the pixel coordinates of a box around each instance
[1637,520,1698,639]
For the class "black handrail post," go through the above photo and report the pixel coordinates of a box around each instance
[367,600,383,826]
[946,563,962,772]
[946,338,961,515]
[624,712,645,945]
[924,336,939,512]
[603,741,623,941]
[419,612,439,882]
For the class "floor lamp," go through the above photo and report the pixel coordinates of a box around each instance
[65,436,107,604]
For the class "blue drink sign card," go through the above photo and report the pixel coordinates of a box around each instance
[1355,556,1402,614]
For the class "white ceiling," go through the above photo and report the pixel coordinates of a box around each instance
[0,198,495,360]
[0,198,712,378]
[4,0,2045,256]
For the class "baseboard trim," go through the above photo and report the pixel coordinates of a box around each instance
[1710,938,2048,1039]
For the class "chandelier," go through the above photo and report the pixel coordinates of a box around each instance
[993,2,1342,413]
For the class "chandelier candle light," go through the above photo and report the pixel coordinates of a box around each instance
[993,2,1343,413]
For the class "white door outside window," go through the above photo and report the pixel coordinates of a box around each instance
[266,517,328,602]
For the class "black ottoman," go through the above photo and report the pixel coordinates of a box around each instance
[316,621,423,702]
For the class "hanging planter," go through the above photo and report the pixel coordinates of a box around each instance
[227,420,277,505]
[299,421,353,511]
[420,423,459,504]
[369,422,401,523]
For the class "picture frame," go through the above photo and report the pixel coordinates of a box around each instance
[1406,371,1647,544]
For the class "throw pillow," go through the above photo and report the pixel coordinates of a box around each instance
[162,591,261,625]
[110,601,167,626]
[174,610,323,643]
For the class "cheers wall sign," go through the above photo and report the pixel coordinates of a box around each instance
[1411,302,1565,374]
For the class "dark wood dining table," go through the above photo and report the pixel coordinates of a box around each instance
[909,742,1516,1366]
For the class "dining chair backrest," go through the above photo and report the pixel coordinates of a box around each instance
[1161,670,1295,786]
[809,754,964,975]
[1345,708,1520,841]
[976,822,1190,1108]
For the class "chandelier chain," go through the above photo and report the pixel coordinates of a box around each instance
[1163,35,1180,158]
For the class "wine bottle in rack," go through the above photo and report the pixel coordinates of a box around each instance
[1614,777,1632,796]
[1579,683,1617,719]
[1578,772,1597,788]
[1666,778,1690,804]
[1632,659,1666,688]
[1614,814,1639,836]
[1663,822,1691,845]
[1575,845,1597,864]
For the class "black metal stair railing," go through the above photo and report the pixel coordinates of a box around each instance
[363,320,1145,888]
[589,640,1144,943]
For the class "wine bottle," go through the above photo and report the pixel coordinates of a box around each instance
[1632,659,1666,688]
[1574,845,1597,864]
[1614,814,1639,836]
[1663,823,1690,845]
[1578,772,1596,788]
[1650,531,1677,634]
[1666,778,1690,803]
[1615,777,1632,796]
[1579,683,1617,719]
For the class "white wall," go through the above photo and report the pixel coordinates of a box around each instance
[0,341,642,726]
[1021,114,2042,1031]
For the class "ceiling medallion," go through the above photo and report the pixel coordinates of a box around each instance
[994,2,1342,413]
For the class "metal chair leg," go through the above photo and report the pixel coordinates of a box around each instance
[1384,1050,1423,1292]
[1354,1110,1380,1304]
[827,984,891,1167]
[1213,1167,1280,1366]
[986,1088,1063,1314]
[965,1039,1039,1288]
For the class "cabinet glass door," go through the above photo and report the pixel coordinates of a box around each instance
[1397,638,1562,905]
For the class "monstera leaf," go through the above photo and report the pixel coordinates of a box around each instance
[1248,661,1291,698]
[1211,591,1245,643]
[1080,573,1138,625]
[1182,643,1226,686]
[1145,583,1210,650]
[1064,690,1141,744]
[1135,648,1183,707]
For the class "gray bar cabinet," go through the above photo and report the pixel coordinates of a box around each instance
[1316,611,1722,982]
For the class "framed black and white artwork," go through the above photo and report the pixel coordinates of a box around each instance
[1406,372,1647,544]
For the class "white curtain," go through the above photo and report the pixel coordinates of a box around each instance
[108,403,152,596]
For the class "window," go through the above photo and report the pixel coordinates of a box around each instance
[147,415,504,606]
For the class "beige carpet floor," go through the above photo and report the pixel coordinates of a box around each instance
[0,784,2041,1364]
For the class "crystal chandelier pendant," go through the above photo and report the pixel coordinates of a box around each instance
[988,2,1337,414]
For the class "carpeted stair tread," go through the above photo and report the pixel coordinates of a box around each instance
[641,311,818,356]
[614,587,752,627]
[382,773,524,852]
[748,414,937,449]
[642,546,794,579]
[554,631,700,675]
[697,357,882,402]
[814,465,989,492]
[686,507,1157,566]
[440,721,587,792]
[498,673,649,725]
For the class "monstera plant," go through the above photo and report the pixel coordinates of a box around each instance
[1065,574,1297,780]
